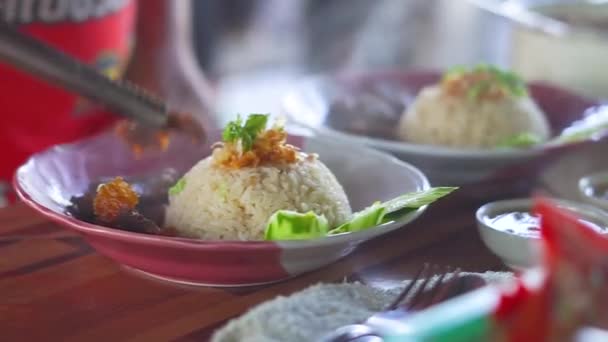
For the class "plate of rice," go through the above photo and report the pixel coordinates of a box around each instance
[282,65,608,195]
[14,114,452,286]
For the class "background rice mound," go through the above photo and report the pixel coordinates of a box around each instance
[398,85,551,148]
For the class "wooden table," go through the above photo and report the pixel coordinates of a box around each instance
[0,198,505,341]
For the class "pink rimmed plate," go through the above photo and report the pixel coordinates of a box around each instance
[14,130,429,286]
[282,69,607,199]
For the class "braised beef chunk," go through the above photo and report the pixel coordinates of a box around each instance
[158,226,179,237]
[136,203,166,229]
[66,193,96,223]
[112,210,162,234]
[67,200,162,234]
[65,168,180,236]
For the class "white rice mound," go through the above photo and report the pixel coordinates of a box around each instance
[397,85,551,148]
[165,155,352,240]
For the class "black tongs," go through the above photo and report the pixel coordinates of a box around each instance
[0,20,168,128]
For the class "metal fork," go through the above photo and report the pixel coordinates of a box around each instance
[321,263,461,342]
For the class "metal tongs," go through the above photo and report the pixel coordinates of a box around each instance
[0,20,168,128]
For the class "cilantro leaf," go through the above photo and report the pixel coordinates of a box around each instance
[467,80,492,101]
[222,115,243,143]
[241,133,254,152]
[221,114,270,151]
[243,114,269,136]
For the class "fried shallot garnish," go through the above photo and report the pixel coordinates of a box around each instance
[93,177,139,223]
[440,64,527,102]
[212,114,300,169]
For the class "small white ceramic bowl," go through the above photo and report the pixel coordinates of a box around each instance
[476,198,608,270]
[579,172,608,211]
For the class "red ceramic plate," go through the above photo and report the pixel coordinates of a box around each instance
[14,130,429,286]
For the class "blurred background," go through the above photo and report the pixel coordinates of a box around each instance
[194,0,509,122]
[3,0,608,206]
[190,0,608,123]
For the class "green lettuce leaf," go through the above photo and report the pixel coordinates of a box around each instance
[264,187,457,240]
[331,187,458,236]
[328,202,386,235]
[497,132,542,149]
[554,123,608,144]
[380,187,458,223]
[264,210,329,241]
[168,178,186,196]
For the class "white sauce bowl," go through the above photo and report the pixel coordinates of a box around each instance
[579,172,608,212]
[476,198,608,270]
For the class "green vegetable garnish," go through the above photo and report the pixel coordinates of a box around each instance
[555,123,608,144]
[330,187,458,235]
[467,79,492,101]
[441,65,467,82]
[264,187,458,241]
[328,202,386,235]
[497,132,543,149]
[222,114,270,151]
[222,116,242,143]
[380,187,459,223]
[444,64,528,100]
[264,211,329,241]
[169,178,186,196]
[216,182,229,202]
